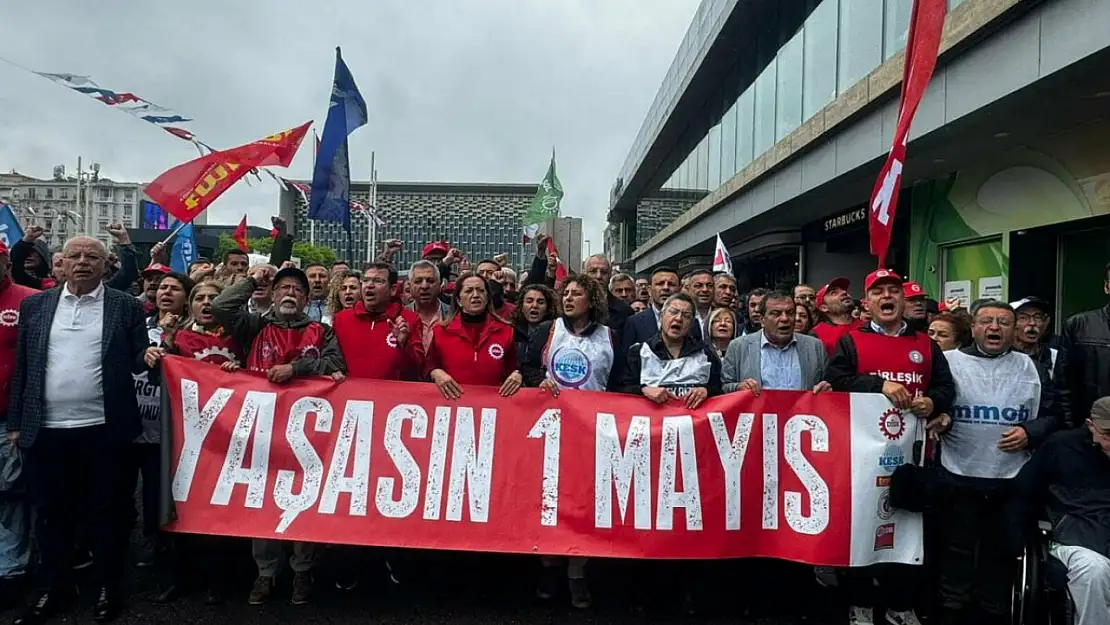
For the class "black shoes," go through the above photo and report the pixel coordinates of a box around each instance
[91,587,122,623]
[12,590,65,625]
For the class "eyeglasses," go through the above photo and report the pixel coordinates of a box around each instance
[1016,313,1047,324]
[664,308,693,320]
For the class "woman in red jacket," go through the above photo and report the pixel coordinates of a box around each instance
[425,271,522,398]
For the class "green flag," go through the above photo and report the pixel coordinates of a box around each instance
[523,151,563,237]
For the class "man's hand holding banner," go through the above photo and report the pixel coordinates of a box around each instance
[161,356,923,567]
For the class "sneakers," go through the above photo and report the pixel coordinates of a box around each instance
[850,606,875,625]
[247,576,273,605]
[535,566,559,600]
[290,571,313,605]
[885,609,923,625]
[568,578,591,609]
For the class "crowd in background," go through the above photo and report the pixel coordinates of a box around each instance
[0,218,1105,625]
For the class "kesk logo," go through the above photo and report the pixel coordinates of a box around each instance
[488,343,505,360]
[550,346,590,388]
[878,443,904,474]
[879,409,906,441]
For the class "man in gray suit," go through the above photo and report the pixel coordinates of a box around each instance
[722,290,831,394]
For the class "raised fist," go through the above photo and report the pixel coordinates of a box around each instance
[106,223,130,244]
[23,226,44,242]
[271,215,287,233]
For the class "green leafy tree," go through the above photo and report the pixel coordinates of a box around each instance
[212,233,336,267]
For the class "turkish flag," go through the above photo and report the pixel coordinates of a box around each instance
[146,121,311,224]
[232,216,249,253]
[868,0,945,267]
[547,238,568,282]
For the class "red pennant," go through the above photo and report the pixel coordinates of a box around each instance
[232,216,249,252]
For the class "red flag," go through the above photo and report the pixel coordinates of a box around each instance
[547,238,568,282]
[232,216,249,253]
[146,121,311,224]
[868,0,945,267]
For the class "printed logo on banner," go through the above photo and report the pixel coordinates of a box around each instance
[874,523,896,551]
[0,309,17,326]
[385,333,398,348]
[195,346,237,364]
[301,345,321,360]
[488,343,505,360]
[876,476,892,488]
[879,409,906,441]
[550,346,591,388]
[877,490,894,520]
[878,443,904,473]
[260,343,277,363]
[908,350,924,364]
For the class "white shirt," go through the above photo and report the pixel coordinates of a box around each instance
[44,283,107,428]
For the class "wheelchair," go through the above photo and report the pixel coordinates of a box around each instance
[1012,520,1075,625]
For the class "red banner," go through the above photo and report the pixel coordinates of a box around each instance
[868,0,946,266]
[146,121,311,224]
[162,357,923,567]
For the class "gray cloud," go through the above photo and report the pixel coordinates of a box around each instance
[0,0,699,256]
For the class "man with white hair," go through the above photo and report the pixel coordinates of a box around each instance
[608,273,635,303]
[8,236,153,624]
[582,253,631,337]
[499,267,518,303]
[211,264,345,606]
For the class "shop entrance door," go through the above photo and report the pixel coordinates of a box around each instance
[940,237,1006,308]
[1059,226,1110,322]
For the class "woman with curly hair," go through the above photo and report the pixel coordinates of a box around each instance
[521,274,618,610]
[512,284,557,366]
[322,270,362,325]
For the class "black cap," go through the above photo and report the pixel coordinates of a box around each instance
[925,298,939,314]
[1010,297,1051,315]
[273,267,309,293]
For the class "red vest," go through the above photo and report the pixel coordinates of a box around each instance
[0,277,37,414]
[247,323,327,372]
[850,329,933,397]
[813,319,864,356]
[174,330,244,366]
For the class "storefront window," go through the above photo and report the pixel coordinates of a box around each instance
[803,0,838,120]
[884,0,913,60]
[735,87,755,172]
[776,29,804,142]
[708,122,722,189]
[753,61,777,158]
[720,100,737,182]
[837,0,883,93]
[696,133,710,190]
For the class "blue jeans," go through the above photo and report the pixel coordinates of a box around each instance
[0,497,29,578]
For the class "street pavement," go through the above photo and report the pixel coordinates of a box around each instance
[0,545,847,624]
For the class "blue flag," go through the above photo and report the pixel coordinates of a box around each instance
[309,47,368,232]
[170,223,197,273]
[0,203,24,248]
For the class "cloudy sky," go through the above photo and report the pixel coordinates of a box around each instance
[0,0,700,256]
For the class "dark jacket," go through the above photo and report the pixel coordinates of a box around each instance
[11,239,141,292]
[621,307,702,365]
[1006,428,1110,558]
[1054,304,1110,428]
[825,323,955,418]
[212,277,345,377]
[619,333,722,398]
[7,285,150,447]
[521,318,622,391]
[956,345,1060,447]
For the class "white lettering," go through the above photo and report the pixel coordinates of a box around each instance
[319,400,374,516]
[656,416,702,531]
[376,404,427,519]
[762,413,779,530]
[274,397,332,533]
[422,407,452,520]
[709,412,754,530]
[594,413,652,530]
[445,408,497,523]
[211,391,276,508]
[783,415,830,535]
[171,379,233,502]
[527,408,561,527]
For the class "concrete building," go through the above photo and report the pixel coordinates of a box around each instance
[534,216,584,272]
[608,0,1110,319]
[0,163,203,250]
[280,181,539,271]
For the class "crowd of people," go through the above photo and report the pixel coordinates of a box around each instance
[0,217,1105,625]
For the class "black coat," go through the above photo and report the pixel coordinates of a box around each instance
[1055,304,1110,428]
[8,286,150,448]
[619,307,703,364]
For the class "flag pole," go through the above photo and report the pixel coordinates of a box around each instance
[160,219,189,246]
[366,151,375,265]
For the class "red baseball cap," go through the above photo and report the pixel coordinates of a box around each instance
[864,268,903,292]
[903,281,926,299]
[142,263,171,278]
[422,241,450,259]
[815,277,850,304]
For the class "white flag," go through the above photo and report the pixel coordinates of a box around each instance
[713,233,733,276]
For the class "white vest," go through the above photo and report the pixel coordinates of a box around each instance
[942,349,1041,479]
[544,320,614,392]
[638,342,713,397]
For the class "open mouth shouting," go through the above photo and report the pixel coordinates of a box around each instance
[342,293,358,308]
[878,301,896,315]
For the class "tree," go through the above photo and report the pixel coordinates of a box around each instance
[212,233,336,267]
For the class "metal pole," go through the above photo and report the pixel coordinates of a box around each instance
[74,156,81,240]
[366,151,375,264]
[310,220,316,247]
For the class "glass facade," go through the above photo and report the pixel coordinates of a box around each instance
[659,0,939,197]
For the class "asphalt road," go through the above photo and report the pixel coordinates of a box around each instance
[0,545,847,624]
